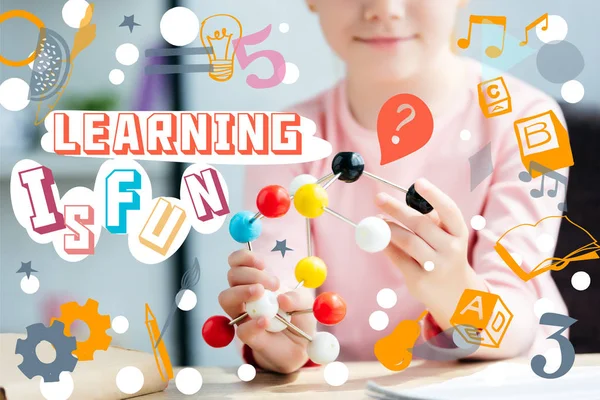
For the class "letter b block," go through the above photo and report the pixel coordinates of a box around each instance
[450,289,513,348]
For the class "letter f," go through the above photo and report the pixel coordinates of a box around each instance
[105,169,141,234]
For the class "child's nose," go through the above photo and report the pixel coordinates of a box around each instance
[364,0,406,22]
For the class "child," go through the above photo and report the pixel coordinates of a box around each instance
[218,0,569,373]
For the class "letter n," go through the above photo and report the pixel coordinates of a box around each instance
[183,168,230,222]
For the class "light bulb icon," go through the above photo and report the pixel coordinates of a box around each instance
[200,14,242,82]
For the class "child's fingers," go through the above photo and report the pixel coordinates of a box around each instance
[218,284,264,319]
[278,289,313,313]
[227,267,279,291]
[236,317,270,351]
[387,222,436,267]
[383,242,422,282]
[413,179,467,237]
[376,195,450,250]
[228,250,266,270]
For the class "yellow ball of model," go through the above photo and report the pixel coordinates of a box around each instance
[295,256,327,288]
[293,184,329,218]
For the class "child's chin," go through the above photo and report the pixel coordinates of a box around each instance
[355,59,422,81]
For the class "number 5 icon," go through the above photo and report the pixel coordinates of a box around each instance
[233,24,286,89]
[531,312,577,379]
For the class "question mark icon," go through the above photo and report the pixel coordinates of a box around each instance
[393,104,416,144]
[377,94,434,165]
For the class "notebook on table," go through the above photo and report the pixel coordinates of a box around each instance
[366,362,600,400]
[0,333,168,400]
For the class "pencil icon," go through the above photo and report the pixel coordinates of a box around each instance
[145,303,174,382]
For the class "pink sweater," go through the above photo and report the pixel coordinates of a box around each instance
[243,59,569,361]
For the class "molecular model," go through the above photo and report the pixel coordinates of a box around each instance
[202,152,433,365]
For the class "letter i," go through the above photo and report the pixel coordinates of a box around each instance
[19,166,65,234]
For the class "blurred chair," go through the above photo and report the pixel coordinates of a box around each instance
[552,103,600,353]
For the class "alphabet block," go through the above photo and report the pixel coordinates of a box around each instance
[450,289,513,348]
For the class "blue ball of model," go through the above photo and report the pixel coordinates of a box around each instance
[229,211,262,243]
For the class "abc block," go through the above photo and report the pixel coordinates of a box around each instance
[478,77,512,118]
[450,289,513,348]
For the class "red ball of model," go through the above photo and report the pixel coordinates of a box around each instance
[313,292,347,325]
[202,315,235,348]
[256,185,291,218]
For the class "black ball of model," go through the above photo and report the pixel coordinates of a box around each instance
[332,152,365,183]
[331,151,433,215]
[406,184,434,214]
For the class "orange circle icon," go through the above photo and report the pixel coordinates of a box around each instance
[0,10,45,67]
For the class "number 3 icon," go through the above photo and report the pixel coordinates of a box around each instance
[531,312,577,379]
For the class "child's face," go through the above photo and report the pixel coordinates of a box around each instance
[310,0,463,80]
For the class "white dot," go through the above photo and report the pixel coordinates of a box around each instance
[160,7,199,47]
[324,361,349,386]
[424,261,435,272]
[510,252,523,266]
[282,62,300,84]
[40,372,74,400]
[542,347,562,374]
[109,69,125,85]
[571,271,591,291]
[116,43,139,66]
[561,80,585,104]
[176,289,197,311]
[0,78,30,111]
[376,288,397,309]
[534,298,555,319]
[237,364,256,382]
[62,0,90,29]
[536,233,555,252]
[369,310,389,331]
[21,275,40,294]
[116,366,144,394]
[536,15,568,44]
[175,368,202,395]
[470,215,486,231]
[391,136,400,144]
[279,23,290,33]
[111,316,129,334]
[460,129,471,141]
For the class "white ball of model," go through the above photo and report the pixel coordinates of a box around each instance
[355,216,391,253]
[307,332,340,364]
[246,290,279,320]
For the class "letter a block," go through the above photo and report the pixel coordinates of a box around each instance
[450,289,513,348]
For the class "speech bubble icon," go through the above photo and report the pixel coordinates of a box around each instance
[377,94,434,165]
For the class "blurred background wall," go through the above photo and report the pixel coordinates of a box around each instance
[0,0,598,368]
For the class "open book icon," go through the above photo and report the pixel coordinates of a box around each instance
[495,216,599,282]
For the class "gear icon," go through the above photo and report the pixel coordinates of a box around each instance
[15,321,77,383]
[51,298,112,361]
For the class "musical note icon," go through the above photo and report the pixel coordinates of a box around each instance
[520,13,549,46]
[518,161,568,212]
[457,15,507,58]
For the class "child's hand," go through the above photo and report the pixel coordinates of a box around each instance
[218,250,316,373]
[375,178,488,328]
